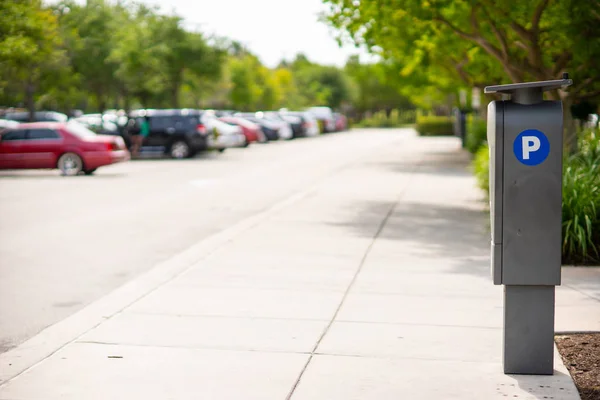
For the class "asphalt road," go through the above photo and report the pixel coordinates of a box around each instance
[0,129,405,353]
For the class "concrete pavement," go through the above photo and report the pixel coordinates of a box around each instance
[1,129,599,399]
[0,129,400,352]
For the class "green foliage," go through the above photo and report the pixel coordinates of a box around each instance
[472,145,490,196]
[465,117,487,154]
[562,129,600,265]
[344,56,413,114]
[415,116,454,136]
[323,0,600,146]
[356,109,416,128]
[0,1,414,116]
[0,0,68,115]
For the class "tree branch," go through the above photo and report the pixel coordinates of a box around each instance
[571,77,595,95]
[434,14,523,82]
[513,41,529,51]
[532,0,551,34]
[433,16,477,41]
[578,88,600,100]
[480,4,510,60]
[552,52,572,76]
[478,0,533,42]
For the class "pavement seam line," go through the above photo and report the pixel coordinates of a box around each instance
[285,157,421,400]
[563,283,600,302]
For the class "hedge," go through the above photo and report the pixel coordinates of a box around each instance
[415,116,454,136]
[465,117,487,154]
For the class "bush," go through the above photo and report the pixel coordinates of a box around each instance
[415,115,454,136]
[466,117,487,154]
[356,109,416,128]
[562,129,600,265]
[473,144,490,197]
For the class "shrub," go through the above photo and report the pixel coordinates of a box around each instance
[356,109,416,128]
[473,144,490,197]
[415,115,454,136]
[562,129,600,265]
[465,117,487,154]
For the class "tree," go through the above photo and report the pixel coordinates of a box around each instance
[56,0,122,112]
[108,4,167,108]
[151,16,223,108]
[345,55,414,116]
[290,54,354,109]
[229,54,262,110]
[0,0,69,120]
[324,0,600,149]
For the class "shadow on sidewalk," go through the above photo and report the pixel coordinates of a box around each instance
[367,145,474,178]
[510,369,577,400]
[328,200,491,278]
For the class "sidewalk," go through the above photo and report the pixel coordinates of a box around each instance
[1,130,599,399]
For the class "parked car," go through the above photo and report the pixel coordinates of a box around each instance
[125,109,208,159]
[73,114,119,134]
[234,113,280,141]
[0,121,129,175]
[307,106,336,133]
[255,112,294,140]
[201,111,246,151]
[0,119,20,130]
[2,110,69,123]
[261,111,305,138]
[279,110,320,137]
[219,116,265,144]
[333,112,348,131]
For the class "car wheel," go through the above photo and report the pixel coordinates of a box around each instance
[170,141,190,159]
[84,168,97,175]
[57,153,83,176]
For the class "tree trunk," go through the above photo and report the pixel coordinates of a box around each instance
[26,80,36,122]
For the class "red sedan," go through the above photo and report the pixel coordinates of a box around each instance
[0,121,129,175]
[219,116,265,144]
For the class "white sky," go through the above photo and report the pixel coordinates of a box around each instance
[139,0,377,67]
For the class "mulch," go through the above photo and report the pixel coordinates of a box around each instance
[555,333,600,400]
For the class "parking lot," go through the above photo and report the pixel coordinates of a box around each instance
[0,128,400,352]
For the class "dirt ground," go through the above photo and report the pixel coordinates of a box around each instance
[555,333,600,400]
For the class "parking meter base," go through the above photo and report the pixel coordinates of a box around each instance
[503,285,555,375]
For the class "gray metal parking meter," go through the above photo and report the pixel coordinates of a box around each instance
[484,76,572,375]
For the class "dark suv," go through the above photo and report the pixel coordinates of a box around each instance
[125,109,208,159]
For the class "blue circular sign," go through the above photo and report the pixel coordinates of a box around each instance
[513,129,550,166]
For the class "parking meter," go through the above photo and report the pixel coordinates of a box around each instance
[484,77,572,375]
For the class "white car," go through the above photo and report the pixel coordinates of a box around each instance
[0,119,20,129]
[280,110,320,137]
[256,112,293,140]
[202,113,246,151]
[307,106,336,133]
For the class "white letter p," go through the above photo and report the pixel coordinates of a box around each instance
[522,136,541,160]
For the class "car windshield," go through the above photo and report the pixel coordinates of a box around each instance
[66,121,97,138]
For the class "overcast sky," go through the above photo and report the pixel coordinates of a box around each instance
[138,0,376,67]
